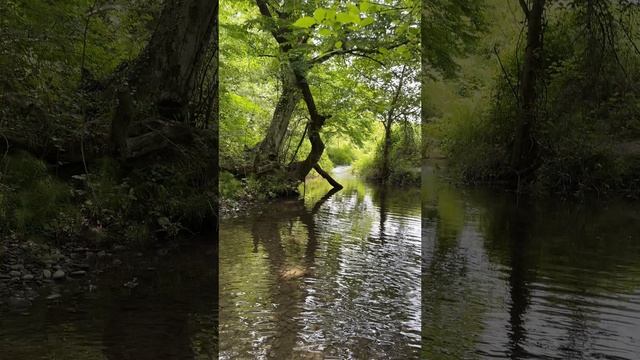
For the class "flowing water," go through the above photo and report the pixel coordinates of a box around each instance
[422,163,640,359]
[3,163,640,360]
[0,242,218,359]
[219,166,422,359]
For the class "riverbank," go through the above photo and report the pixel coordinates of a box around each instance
[0,232,189,312]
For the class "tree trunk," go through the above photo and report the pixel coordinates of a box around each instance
[255,64,301,168]
[288,64,332,184]
[253,0,341,190]
[512,0,545,177]
[381,122,393,182]
[127,0,218,119]
[313,164,343,190]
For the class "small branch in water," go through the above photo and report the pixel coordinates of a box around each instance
[313,164,343,190]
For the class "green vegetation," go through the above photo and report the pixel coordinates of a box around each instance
[220,0,422,200]
[1,0,218,250]
[423,0,640,197]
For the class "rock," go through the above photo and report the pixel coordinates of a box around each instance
[112,259,122,266]
[46,293,62,300]
[52,270,66,280]
[97,250,107,258]
[70,270,86,277]
[42,269,52,279]
[22,274,34,281]
[9,270,21,278]
[7,296,31,308]
[10,264,24,271]
[113,245,125,251]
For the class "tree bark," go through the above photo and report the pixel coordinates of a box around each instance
[511,0,545,177]
[255,64,301,167]
[127,0,218,119]
[288,64,331,183]
[313,164,343,190]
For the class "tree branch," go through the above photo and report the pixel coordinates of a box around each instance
[519,0,530,19]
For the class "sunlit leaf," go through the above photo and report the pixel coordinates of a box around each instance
[292,16,316,28]
[313,8,326,22]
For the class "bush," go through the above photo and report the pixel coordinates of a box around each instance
[354,124,421,185]
[327,145,357,165]
[0,152,81,240]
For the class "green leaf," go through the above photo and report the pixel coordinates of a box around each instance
[325,9,337,22]
[336,12,351,24]
[313,8,326,22]
[360,1,370,12]
[292,16,316,28]
[360,17,374,27]
[318,28,333,37]
[335,41,343,49]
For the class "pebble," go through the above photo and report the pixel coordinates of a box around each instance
[22,274,34,281]
[42,269,52,279]
[46,294,62,300]
[52,269,66,280]
[9,270,21,278]
[97,250,107,258]
[113,259,122,266]
[70,270,86,277]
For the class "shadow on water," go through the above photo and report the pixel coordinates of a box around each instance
[0,241,218,360]
[422,161,640,359]
[219,166,422,359]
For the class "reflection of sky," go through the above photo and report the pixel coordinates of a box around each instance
[220,169,421,359]
[422,165,640,360]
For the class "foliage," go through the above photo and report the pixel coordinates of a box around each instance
[354,123,421,185]
[425,0,640,195]
[221,0,422,195]
[0,152,81,240]
[327,144,357,165]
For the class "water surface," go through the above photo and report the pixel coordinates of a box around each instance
[219,166,422,359]
[0,242,218,359]
[422,163,640,359]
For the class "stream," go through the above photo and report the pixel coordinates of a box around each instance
[422,162,640,359]
[219,166,422,359]
[2,163,639,359]
[0,242,218,359]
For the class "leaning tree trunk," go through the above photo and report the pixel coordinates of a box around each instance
[127,0,218,119]
[254,63,302,170]
[511,0,545,178]
[253,0,342,190]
